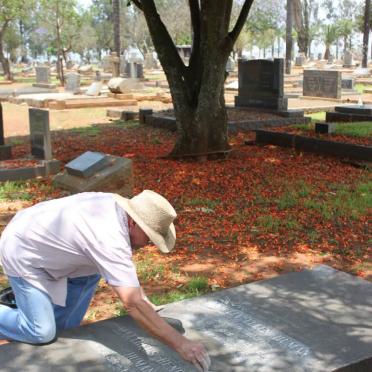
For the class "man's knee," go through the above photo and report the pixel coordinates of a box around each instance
[25,323,56,344]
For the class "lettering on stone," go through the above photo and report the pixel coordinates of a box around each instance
[303,70,341,99]
[29,108,52,160]
[235,58,287,110]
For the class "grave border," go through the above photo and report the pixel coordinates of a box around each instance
[254,130,372,162]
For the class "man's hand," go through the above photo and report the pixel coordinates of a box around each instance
[113,286,211,370]
[176,338,211,371]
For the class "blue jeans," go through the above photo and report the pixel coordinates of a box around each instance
[0,274,100,344]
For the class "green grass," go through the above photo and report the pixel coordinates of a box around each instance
[305,112,326,122]
[303,181,372,220]
[276,191,299,210]
[184,197,220,210]
[68,125,102,136]
[135,256,165,282]
[334,122,372,137]
[255,215,281,233]
[354,84,365,94]
[291,121,372,138]
[114,120,140,129]
[0,181,32,201]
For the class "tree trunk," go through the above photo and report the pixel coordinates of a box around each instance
[136,0,253,159]
[362,0,371,68]
[112,0,121,56]
[0,40,11,81]
[293,0,309,56]
[285,0,293,74]
[324,47,330,61]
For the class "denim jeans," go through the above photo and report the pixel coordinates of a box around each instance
[0,274,100,344]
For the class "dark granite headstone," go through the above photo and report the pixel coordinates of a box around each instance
[303,70,341,99]
[1,265,371,371]
[235,58,288,111]
[65,151,107,178]
[341,78,354,90]
[29,108,52,160]
[315,122,336,134]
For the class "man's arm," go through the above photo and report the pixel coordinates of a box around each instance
[113,286,210,371]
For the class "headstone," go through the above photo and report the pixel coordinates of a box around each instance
[65,72,81,94]
[144,52,155,70]
[341,78,354,90]
[66,60,74,70]
[295,53,306,66]
[33,66,56,89]
[65,151,108,178]
[139,108,153,124]
[78,65,93,75]
[1,265,371,371]
[0,103,11,160]
[53,155,133,197]
[315,122,336,134]
[317,53,322,60]
[85,81,103,96]
[235,58,288,111]
[125,61,144,79]
[108,78,143,93]
[327,55,334,64]
[343,51,353,68]
[226,56,235,72]
[303,70,341,99]
[120,55,127,76]
[29,108,52,160]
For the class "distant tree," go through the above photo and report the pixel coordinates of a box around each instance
[292,0,319,57]
[129,0,254,159]
[113,0,121,55]
[362,0,371,67]
[0,0,34,79]
[38,0,82,84]
[321,24,338,60]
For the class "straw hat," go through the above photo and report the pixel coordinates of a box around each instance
[113,190,177,253]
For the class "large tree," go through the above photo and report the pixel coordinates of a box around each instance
[129,0,254,159]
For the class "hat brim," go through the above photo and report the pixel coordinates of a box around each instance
[114,196,176,253]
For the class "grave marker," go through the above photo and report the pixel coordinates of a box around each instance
[0,265,371,371]
[65,72,81,94]
[235,58,288,111]
[33,66,56,89]
[0,103,11,160]
[53,154,133,196]
[29,108,52,160]
[65,151,108,178]
[303,70,341,99]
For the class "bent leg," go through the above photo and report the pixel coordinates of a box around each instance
[0,276,56,344]
[54,274,100,331]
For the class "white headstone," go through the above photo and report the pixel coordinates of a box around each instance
[86,81,103,96]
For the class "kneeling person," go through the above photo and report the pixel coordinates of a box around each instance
[0,190,210,371]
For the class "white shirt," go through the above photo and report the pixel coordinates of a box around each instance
[0,192,139,306]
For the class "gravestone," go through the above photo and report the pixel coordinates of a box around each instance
[65,72,81,94]
[295,53,306,66]
[0,103,11,160]
[235,58,288,111]
[343,51,353,68]
[315,122,336,134]
[53,154,133,196]
[303,70,341,99]
[29,108,52,160]
[341,78,354,90]
[86,81,103,96]
[120,55,127,75]
[65,151,107,178]
[226,56,235,72]
[33,66,56,89]
[1,265,371,371]
[317,53,322,60]
[326,104,372,122]
[327,55,334,64]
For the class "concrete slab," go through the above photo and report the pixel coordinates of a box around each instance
[1,265,371,371]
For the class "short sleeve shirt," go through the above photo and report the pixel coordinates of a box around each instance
[0,192,139,306]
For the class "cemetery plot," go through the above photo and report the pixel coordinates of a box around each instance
[0,266,371,371]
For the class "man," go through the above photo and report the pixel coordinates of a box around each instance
[0,190,210,371]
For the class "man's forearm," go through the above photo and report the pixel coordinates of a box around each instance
[126,297,185,350]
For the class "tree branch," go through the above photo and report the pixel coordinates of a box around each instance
[130,0,142,11]
[228,0,254,44]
